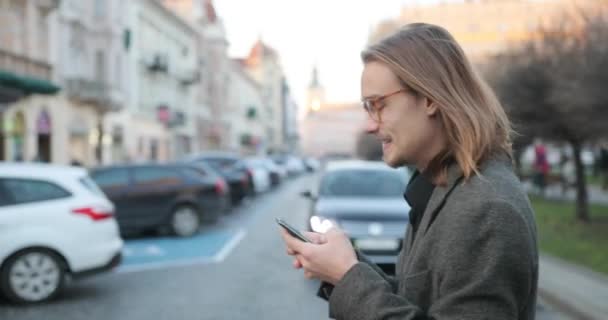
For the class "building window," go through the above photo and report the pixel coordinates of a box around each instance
[68,0,84,13]
[95,50,106,83]
[115,54,121,88]
[69,22,87,77]
[94,0,105,18]
[7,0,25,54]
[37,8,49,59]
[137,137,144,154]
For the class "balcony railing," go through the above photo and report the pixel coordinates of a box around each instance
[0,48,53,81]
[65,77,124,112]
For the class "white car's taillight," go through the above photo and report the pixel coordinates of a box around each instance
[72,206,114,221]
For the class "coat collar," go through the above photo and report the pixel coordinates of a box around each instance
[420,162,463,229]
[418,152,513,235]
[403,152,513,272]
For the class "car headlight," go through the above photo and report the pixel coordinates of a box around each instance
[310,216,338,233]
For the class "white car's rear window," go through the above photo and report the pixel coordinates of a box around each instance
[79,177,106,197]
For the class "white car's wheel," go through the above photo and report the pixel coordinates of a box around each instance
[170,205,201,237]
[1,249,65,304]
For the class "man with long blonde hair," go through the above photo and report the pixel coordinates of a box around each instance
[280,23,538,319]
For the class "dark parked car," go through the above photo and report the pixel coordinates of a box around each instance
[301,160,411,266]
[183,152,253,205]
[90,163,229,237]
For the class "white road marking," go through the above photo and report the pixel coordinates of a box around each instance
[212,229,247,263]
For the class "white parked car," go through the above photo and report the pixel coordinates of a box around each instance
[244,157,272,194]
[0,163,123,304]
[285,156,306,176]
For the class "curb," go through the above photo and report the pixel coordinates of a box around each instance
[537,287,596,320]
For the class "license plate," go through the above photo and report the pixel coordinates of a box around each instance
[354,238,399,251]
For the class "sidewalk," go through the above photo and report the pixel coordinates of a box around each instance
[539,254,608,320]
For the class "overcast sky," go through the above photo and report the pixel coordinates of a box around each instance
[214,0,464,108]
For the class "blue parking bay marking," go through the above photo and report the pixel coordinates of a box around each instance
[117,229,246,273]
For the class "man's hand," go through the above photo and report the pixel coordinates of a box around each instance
[280,227,358,285]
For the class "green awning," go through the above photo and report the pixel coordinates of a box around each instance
[19,76,60,94]
[0,69,60,95]
[0,70,22,88]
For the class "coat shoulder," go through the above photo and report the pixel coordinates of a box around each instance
[444,158,535,232]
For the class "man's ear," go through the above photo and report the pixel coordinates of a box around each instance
[424,97,439,117]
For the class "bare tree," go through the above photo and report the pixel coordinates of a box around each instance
[488,9,608,222]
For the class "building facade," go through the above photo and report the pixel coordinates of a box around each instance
[227,59,267,155]
[56,0,128,165]
[281,81,299,154]
[105,0,199,163]
[0,0,62,163]
[163,0,231,152]
[243,40,291,154]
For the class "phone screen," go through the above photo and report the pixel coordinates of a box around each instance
[276,218,311,243]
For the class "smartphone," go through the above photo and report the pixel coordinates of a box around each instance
[276,218,311,243]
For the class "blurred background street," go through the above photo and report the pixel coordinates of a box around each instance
[0,174,573,320]
[1,0,608,319]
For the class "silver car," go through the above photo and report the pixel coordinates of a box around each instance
[301,160,411,266]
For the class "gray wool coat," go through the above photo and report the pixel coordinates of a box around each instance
[318,154,539,320]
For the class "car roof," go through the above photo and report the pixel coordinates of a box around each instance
[0,162,87,180]
[324,160,400,172]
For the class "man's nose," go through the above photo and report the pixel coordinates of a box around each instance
[365,116,379,134]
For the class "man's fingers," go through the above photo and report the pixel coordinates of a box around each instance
[324,227,347,240]
[303,231,327,244]
[280,228,307,253]
[324,227,343,236]
[292,258,302,269]
[304,270,315,279]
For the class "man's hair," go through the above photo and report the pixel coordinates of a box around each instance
[361,23,512,184]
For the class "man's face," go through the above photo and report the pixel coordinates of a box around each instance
[361,61,438,168]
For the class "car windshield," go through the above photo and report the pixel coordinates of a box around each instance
[319,169,407,197]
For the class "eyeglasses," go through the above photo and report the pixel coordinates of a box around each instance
[361,88,408,122]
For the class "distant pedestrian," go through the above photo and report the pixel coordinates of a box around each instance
[279,23,538,320]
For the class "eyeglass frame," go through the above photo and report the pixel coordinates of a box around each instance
[361,88,409,122]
